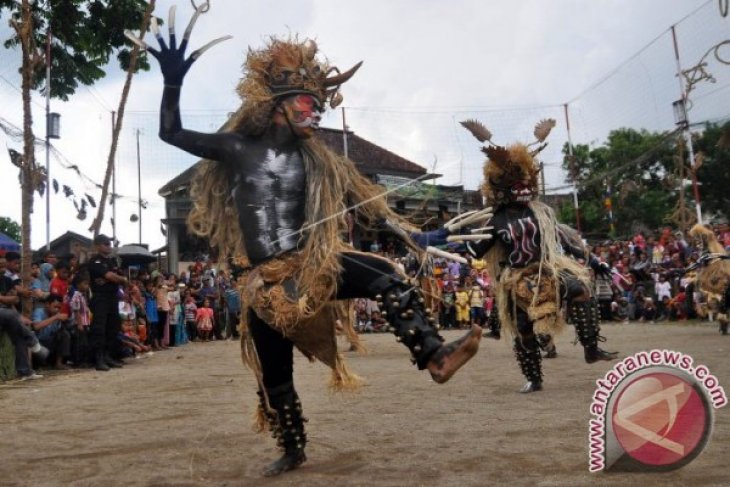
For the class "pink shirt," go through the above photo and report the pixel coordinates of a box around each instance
[195,307,214,322]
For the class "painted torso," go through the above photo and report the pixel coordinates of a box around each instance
[493,205,542,268]
[231,145,306,264]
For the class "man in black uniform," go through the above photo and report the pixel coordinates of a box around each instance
[88,234,128,371]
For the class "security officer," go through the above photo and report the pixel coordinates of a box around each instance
[88,234,127,371]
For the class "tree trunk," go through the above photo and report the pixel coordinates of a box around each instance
[89,0,156,238]
[16,0,37,315]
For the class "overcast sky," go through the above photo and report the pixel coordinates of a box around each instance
[1,0,725,251]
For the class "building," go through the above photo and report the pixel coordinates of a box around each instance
[33,231,94,263]
[158,127,482,273]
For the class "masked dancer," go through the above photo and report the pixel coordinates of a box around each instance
[126,4,482,476]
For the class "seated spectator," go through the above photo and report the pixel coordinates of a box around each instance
[31,294,70,369]
[611,296,630,323]
[667,287,687,321]
[119,320,151,358]
[640,298,658,323]
[354,307,371,333]
[136,317,148,345]
[369,309,387,332]
[49,261,71,306]
[0,306,48,380]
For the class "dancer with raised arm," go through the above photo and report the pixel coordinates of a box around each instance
[126,3,482,476]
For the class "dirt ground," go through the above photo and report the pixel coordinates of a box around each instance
[1,321,728,487]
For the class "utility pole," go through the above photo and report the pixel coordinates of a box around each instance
[539,162,546,196]
[44,29,51,251]
[136,128,142,244]
[111,111,117,246]
[671,25,701,225]
[341,107,349,158]
[563,103,581,231]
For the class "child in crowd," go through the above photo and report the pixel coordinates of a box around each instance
[440,282,456,329]
[640,298,658,323]
[144,281,161,350]
[484,288,494,318]
[468,279,485,327]
[370,309,387,332]
[455,284,470,329]
[183,293,198,342]
[136,316,148,345]
[67,273,91,366]
[119,320,151,357]
[196,298,215,341]
[155,275,170,347]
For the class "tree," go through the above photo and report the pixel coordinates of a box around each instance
[0,0,151,100]
[0,216,21,242]
[560,128,677,237]
[0,0,154,310]
[693,122,730,221]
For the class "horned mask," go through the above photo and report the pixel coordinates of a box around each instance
[460,119,556,206]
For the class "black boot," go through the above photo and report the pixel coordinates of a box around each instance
[483,312,501,340]
[536,333,557,358]
[372,277,445,369]
[719,315,729,335]
[514,337,543,393]
[570,299,618,363]
[260,383,307,477]
[104,353,124,368]
[94,351,110,371]
[372,275,480,383]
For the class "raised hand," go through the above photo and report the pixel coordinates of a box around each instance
[407,207,494,250]
[124,4,231,86]
[443,207,494,243]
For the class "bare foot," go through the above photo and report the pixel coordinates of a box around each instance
[427,324,482,384]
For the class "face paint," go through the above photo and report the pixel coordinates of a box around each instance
[280,94,322,138]
[509,181,534,204]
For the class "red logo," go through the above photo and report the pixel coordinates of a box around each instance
[611,372,710,468]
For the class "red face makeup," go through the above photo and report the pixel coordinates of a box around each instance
[280,94,322,138]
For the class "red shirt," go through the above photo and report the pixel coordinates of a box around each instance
[50,277,70,314]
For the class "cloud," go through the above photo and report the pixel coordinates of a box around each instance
[0,0,718,251]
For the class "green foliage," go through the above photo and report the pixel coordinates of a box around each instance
[0,0,153,101]
[0,216,21,242]
[560,128,676,235]
[693,122,730,221]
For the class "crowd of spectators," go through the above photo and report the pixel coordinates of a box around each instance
[349,224,730,333]
[591,224,730,324]
[3,223,728,379]
[0,247,241,381]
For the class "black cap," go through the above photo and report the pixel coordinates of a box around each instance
[93,234,112,245]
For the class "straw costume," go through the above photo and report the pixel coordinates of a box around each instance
[454,119,617,392]
[688,224,730,335]
[128,4,482,476]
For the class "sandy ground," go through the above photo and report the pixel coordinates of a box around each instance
[1,321,728,487]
